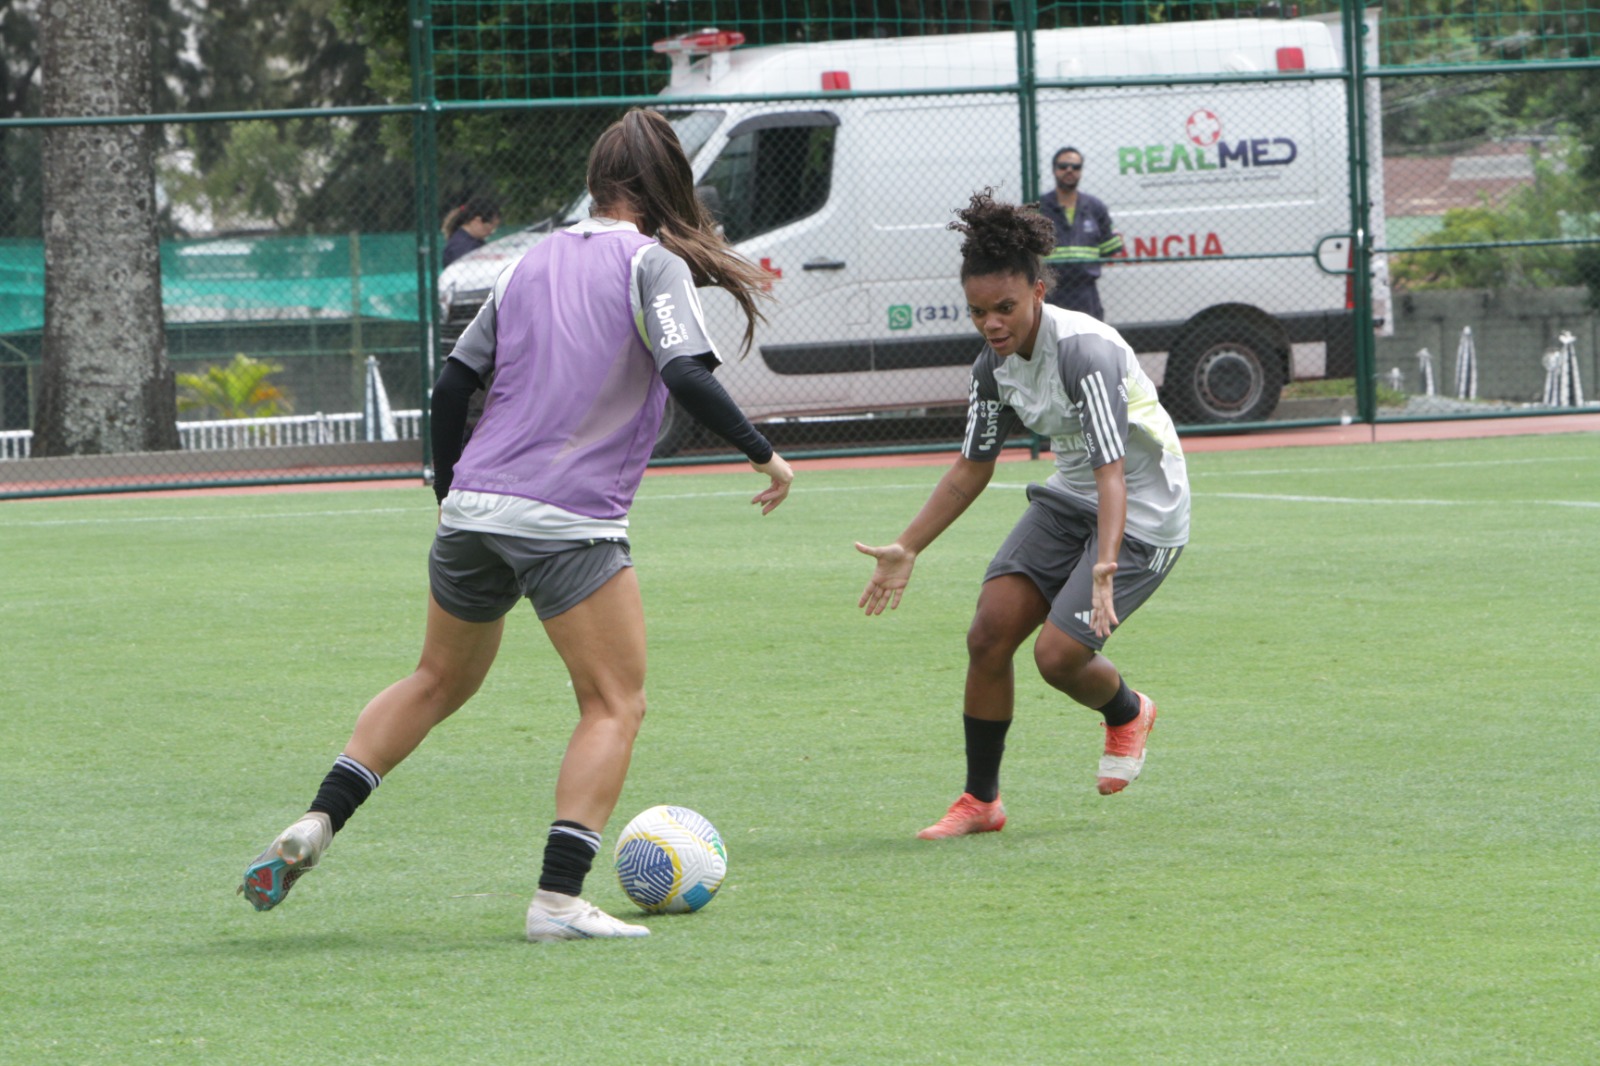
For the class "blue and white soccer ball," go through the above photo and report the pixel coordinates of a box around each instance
[614,805,727,914]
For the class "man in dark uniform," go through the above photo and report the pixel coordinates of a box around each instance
[1037,147,1123,320]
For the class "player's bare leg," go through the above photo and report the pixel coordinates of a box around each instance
[541,567,647,833]
[344,595,505,775]
[918,576,1048,839]
[526,567,650,941]
[1034,623,1155,794]
[241,596,502,910]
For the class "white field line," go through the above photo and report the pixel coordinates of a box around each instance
[2,452,1595,528]
[1190,454,1594,477]
[1201,492,1600,509]
[0,507,424,528]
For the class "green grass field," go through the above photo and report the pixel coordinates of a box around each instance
[3,432,1597,1064]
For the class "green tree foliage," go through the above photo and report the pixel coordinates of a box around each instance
[1379,0,1600,68]
[175,353,293,419]
[1374,3,1600,155]
[335,0,1051,227]
[0,0,192,239]
[0,2,42,238]
[3,0,407,238]
[1373,2,1600,296]
[1390,138,1597,291]
[159,0,412,235]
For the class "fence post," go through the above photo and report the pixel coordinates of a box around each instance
[409,0,440,481]
[1014,0,1039,206]
[1344,0,1379,425]
[350,230,366,410]
[1014,0,1042,460]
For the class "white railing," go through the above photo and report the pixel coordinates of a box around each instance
[0,409,421,460]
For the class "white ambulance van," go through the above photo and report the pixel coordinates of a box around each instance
[437,14,1388,450]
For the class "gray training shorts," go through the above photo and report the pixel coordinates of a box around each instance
[983,482,1183,650]
[428,526,632,623]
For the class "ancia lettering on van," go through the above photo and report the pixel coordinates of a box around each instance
[1127,232,1225,259]
[652,291,687,348]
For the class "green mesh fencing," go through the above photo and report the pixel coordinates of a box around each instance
[1380,2,1600,68]
[425,1,1600,105]
[0,112,428,496]
[7,3,1600,499]
[428,1,1017,102]
[0,233,418,335]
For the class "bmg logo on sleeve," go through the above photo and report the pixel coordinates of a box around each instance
[653,292,687,348]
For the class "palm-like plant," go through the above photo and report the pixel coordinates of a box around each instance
[176,354,293,419]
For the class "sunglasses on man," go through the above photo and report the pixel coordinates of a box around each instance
[1055,162,1083,171]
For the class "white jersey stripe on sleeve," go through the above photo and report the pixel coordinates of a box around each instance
[1082,371,1124,462]
[681,278,720,365]
[961,377,981,454]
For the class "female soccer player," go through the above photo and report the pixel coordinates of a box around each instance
[855,189,1189,839]
[241,109,794,940]
[440,193,501,268]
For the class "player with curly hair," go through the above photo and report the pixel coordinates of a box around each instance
[856,189,1189,839]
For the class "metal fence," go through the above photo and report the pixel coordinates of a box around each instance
[3,0,1599,498]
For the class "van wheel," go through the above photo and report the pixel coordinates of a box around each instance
[1164,322,1285,424]
[652,397,693,458]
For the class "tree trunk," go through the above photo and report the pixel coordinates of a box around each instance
[34,0,177,456]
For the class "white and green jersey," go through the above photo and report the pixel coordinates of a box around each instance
[962,304,1190,547]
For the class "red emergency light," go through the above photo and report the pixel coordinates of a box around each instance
[822,71,851,91]
[653,28,746,55]
[1276,47,1306,71]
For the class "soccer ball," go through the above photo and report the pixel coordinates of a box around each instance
[613,805,727,914]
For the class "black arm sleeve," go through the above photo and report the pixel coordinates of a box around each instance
[430,357,484,503]
[659,354,774,465]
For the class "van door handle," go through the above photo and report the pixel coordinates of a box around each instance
[802,258,846,271]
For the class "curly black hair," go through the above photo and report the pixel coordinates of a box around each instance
[947,188,1056,286]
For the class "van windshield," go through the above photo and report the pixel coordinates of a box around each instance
[697,112,838,243]
[666,109,725,163]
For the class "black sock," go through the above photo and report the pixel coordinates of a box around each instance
[1096,680,1141,728]
[538,820,601,897]
[307,754,381,834]
[963,715,1012,803]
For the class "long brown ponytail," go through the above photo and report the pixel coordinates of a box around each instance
[587,108,771,355]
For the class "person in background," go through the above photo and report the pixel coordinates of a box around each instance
[1037,147,1122,320]
[855,189,1188,840]
[240,109,794,941]
[441,194,501,267]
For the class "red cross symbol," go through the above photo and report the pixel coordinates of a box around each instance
[759,257,783,291]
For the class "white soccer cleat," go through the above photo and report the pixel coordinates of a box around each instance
[239,812,332,911]
[526,889,650,942]
[1097,692,1157,795]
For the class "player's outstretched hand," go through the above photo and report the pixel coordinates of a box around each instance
[855,541,916,615]
[750,453,794,515]
[1090,560,1119,639]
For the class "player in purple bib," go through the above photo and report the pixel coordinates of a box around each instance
[241,110,793,941]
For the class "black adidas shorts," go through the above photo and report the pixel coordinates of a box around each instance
[983,482,1182,649]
